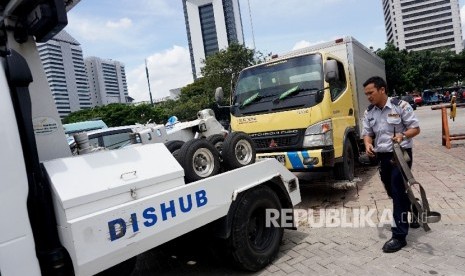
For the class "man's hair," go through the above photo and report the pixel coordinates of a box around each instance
[363,76,387,90]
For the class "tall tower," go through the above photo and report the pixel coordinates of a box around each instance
[37,30,92,118]
[85,57,129,106]
[382,0,463,53]
[182,0,245,80]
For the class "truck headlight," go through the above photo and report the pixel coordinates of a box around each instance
[303,120,333,147]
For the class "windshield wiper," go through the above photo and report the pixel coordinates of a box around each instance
[274,86,323,103]
[240,92,261,108]
[239,92,277,108]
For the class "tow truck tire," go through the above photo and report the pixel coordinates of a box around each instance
[334,139,355,181]
[165,140,184,158]
[176,139,220,183]
[96,256,137,276]
[206,134,225,155]
[222,132,256,170]
[227,185,283,271]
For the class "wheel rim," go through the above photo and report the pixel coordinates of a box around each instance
[247,207,275,252]
[214,141,224,154]
[192,147,215,177]
[172,148,181,158]
[235,140,253,165]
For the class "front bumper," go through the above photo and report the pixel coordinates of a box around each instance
[256,148,335,171]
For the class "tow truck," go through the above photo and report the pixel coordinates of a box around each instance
[0,1,301,275]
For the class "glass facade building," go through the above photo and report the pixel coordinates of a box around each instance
[183,0,245,79]
[37,30,92,118]
[382,0,463,53]
[85,57,129,106]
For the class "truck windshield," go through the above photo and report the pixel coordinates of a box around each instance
[232,54,323,116]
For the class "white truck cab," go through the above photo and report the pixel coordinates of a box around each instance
[0,1,301,275]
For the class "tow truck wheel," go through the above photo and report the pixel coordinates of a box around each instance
[227,185,283,271]
[206,134,225,155]
[334,139,355,181]
[96,256,137,276]
[222,132,256,170]
[164,140,185,158]
[176,139,220,183]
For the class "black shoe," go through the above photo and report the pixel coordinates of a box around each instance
[382,238,407,253]
[410,221,420,229]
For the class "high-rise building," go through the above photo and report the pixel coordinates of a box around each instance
[85,57,129,106]
[382,0,464,53]
[182,0,244,79]
[37,30,92,118]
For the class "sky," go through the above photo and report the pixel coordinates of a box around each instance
[66,0,465,103]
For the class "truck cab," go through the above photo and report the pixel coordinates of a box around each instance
[221,37,386,181]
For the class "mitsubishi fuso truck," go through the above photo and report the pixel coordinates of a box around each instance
[0,1,301,275]
[216,37,386,181]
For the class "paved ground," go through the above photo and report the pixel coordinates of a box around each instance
[134,106,465,275]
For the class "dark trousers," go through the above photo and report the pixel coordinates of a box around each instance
[377,149,413,241]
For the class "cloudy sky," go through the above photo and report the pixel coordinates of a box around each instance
[67,0,465,102]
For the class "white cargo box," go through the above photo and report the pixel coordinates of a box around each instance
[43,143,185,223]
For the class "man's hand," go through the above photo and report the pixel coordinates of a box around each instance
[392,133,403,144]
[365,143,375,157]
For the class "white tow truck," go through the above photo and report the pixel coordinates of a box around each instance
[0,1,301,275]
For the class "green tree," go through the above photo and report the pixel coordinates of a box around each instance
[377,44,465,94]
[200,43,262,102]
[376,43,408,95]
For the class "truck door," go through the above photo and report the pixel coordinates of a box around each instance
[325,57,355,159]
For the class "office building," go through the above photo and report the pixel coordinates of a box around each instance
[37,30,92,118]
[182,0,245,79]
[382,0,464,53]
[85,57,129,106]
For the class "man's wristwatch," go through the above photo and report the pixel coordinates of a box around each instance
[402,133,408,141]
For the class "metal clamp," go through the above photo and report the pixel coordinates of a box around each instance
[130,188,137,199]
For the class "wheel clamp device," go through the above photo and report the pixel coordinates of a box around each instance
[392,143,441,232]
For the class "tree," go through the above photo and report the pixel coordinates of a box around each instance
[376,43,408,95]
[377,44,465,94]
[62,103,164,126]
[200,43,262,102]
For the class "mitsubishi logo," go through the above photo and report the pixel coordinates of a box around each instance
[269,139,278,148]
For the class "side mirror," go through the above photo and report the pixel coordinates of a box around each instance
[324,60,339,83]
[316,89,324,103]
[215,87,224,103]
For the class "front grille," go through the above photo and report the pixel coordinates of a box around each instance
[251,130,304,152]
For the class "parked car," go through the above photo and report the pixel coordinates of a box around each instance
[67,125,137,153]
[401,95,417,110]
[413,95,423,106]
[422,90,440,105]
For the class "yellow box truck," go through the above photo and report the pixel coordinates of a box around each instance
[217,37,386,181]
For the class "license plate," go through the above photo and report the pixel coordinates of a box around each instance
[258,155,286,166]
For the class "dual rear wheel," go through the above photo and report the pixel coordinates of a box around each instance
[168,132,256,184]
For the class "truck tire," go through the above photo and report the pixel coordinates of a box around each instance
[227,185,283,271]
[176,139,220,183]
[222,132,256,170]
[165,140,184,158]
[96,256,137,276]
[206,134,225,155]
[334,139,355,181]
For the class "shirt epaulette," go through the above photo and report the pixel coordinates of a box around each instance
[390,97,401,105]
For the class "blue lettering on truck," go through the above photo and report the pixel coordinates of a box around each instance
[108,189,208,241]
